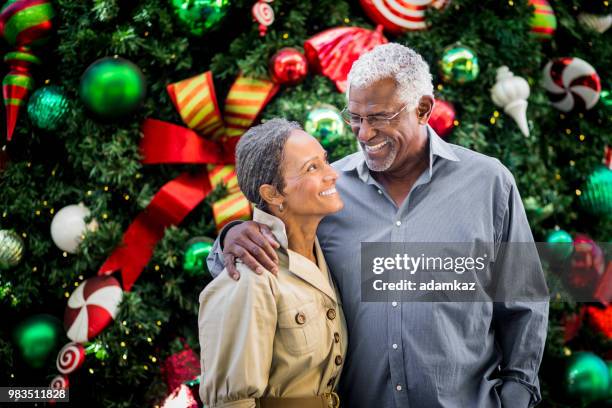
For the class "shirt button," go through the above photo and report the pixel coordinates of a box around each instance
[392,343,398,349]
[327,308,336,320]
[395,220,402,226]
[295,312,306,325]
[334,332,340,343]
[377,189,383,195]
[335,355,343,366]
[391,301,398,307]
[396,385,402,391]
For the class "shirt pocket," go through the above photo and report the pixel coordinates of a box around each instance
[277,301,325,355]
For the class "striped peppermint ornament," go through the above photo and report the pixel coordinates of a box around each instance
[64,276,123,343]
[56,342,85,374]
[359,0,445,33]
[542,57,601,112]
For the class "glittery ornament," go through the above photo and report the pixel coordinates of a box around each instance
[170,0,230,36]
[27,85,70,130]
[580,166,612,218]
[0,229,24,269]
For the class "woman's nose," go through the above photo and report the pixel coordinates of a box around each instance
[323,164,339,181]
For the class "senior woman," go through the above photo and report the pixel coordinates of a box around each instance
[198,118,347,408]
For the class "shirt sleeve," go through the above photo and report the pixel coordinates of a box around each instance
[493,177,549,408]
[206,221,244,278]
[198,264,277,407]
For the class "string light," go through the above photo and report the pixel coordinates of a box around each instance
[453,120,459,126]
[124,194,130,201]
[490,117,496,125]
[579,134,585,141]
[102,213,108,219]
[51,169,56,176]
[343,18,350,23]
[436,84,443,91]
[104,186,109,191]
[154,265,160,271]
[565,129,571,135]
[120,341,126,347]
[508,0,514,5]
[35,210,41,216]
[62,252,68,257]
[555,173,561,180]
[563,347,572,356]
[493,111,500,118]
[156,321,162,326]
[87,190,93,196]
[89,368,94,374]
[64,292,70,298]
[122,353,127,360]
[50,208,55,215]
[21,233,27,238]
[74,282,79,287]
[151,356,157,363]
[282,33,289,39]
[32,266,37,272]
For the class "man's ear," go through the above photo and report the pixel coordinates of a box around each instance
[416,95,434,125]
[259,184,283,208]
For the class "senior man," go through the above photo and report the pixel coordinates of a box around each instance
[206,43,549,408]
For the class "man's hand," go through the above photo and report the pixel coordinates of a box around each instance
[223,221,280,280]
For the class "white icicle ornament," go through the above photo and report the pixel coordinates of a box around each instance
[491,66,531,137]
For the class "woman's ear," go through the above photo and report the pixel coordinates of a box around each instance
[416,95,434,125]
[259,184,283,208]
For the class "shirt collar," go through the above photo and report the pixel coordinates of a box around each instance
[340,125,460,183]
[252,207,339,303]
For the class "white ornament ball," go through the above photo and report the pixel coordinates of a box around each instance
[50,204,98,253]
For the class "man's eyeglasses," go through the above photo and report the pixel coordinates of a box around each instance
[340,104,411,129]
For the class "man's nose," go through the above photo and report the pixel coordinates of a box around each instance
[356,120,376,143]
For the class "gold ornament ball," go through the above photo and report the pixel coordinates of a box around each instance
[0,230,24,269]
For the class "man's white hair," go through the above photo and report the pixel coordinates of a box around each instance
[347,43,434,108]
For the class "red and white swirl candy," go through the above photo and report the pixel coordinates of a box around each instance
[252,1,275,36]
[542,57,601,112]
[56,342,85,374]
[359,0,449,33]
[64,275,123,343]
[50,374,69,389]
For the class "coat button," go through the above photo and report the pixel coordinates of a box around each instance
[335,355,343,366]
[334,332,340,343]
[295,312,306,325]
[327,309,336,320]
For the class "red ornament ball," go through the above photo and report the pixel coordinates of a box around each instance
[269,48,308,86]
[428,99,456,138]
[566,234,605,293]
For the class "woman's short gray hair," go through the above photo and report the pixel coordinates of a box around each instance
[235,118,302,211]
[347,43,434,108]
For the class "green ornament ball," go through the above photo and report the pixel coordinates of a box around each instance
[183,237,214,277]
[13,314,62,369]
[27,86,70,130]
[304,104,348,148]
[79,57,146,119]
[565,352,610,403]
[439,45,480,84]
[170,0,231,36]
[580,166,612,218]
[546,229,573,260]
[0,229,24,270]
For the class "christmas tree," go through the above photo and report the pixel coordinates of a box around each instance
[0,0,610,407]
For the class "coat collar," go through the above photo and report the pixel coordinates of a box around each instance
[252,208,339,303]
[340,125,460,183]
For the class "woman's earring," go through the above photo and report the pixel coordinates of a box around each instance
[279,203,284,212]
